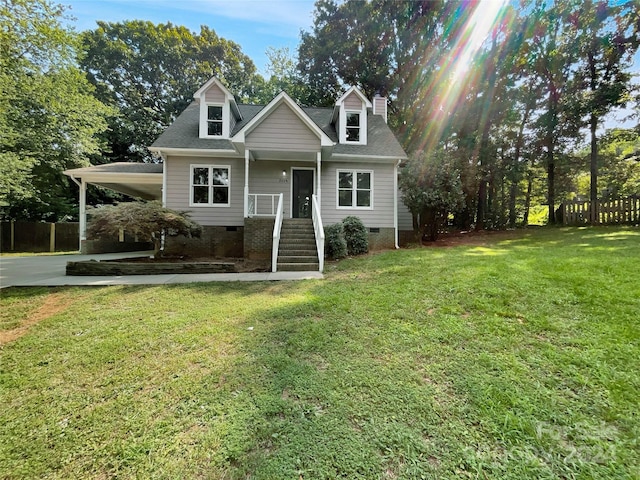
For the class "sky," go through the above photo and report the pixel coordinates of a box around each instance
[62,0,637,129]
[62,0,317,74]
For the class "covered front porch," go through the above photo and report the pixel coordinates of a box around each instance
[64,158,325,271]
[242,147,325,272]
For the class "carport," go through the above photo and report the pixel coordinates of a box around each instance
[64,162,163,252]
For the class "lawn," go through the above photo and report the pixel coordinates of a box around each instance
[1,227,638,479]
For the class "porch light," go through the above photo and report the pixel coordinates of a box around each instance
[282,170,287,177]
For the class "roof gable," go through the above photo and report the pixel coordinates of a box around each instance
[233,92,334,147]
[193,76,241,121]
[335,86,372,108]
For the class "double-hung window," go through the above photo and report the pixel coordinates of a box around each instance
[191,165,230,206]
[345,112,360,142]
[207,105,223,136]
[337,169,372,209]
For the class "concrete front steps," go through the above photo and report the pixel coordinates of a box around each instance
[276,218,320,272]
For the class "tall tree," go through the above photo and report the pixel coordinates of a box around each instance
[572,0,640,223]
[527,0,583,224]
[81,21,261,163]
[0,0,112,221]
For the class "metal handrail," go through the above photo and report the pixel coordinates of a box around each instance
[311,194,324,272]
[271,193,284,272]
[248,193,280,217]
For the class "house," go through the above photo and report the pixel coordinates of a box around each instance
[65,77,411,271]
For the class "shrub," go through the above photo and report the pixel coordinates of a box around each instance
[325,223,347,259]
[87,201,201,258]
[342,216,368,256]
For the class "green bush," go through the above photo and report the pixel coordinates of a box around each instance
[342,216,368,256]
[325,223,347,259]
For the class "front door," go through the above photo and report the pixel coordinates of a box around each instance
[292,169,314,218]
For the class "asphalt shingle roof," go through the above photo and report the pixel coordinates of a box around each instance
[151,100,407,160]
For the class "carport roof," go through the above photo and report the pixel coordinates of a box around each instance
[64,162,163,200]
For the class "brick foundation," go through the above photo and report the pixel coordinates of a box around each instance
[367,227,396,250]
[163,226,244,258]
[398,230,417,247]
[244,217,275,260]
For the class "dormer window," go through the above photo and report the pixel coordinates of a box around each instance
[335,86,371,145]
[207,105,223,136]
[194,77,242,139]
[346,112,361,142]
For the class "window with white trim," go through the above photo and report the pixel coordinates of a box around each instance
[345,112,360,142]
[191,165,230,206]
[207,105,223,136]
[337,169,372,208]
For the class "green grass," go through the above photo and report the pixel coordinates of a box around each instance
[1,226,639,479]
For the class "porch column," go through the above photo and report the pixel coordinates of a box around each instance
[316,151,322,206]
[79,177,87,249]
[244,149,250,217]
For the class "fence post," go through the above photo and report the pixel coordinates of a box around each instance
[10,220,15,251]
[50,223,56,252]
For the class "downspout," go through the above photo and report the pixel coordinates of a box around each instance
[394,159,400,249]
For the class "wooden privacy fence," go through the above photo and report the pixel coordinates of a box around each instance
[561,196,640,225]
[0,221,79,253]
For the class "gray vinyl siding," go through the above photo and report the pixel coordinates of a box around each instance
[247,160,314,218]
[246,103,320,152]
[204,84,225,103]
[343,92,363,110]
[320,161,395,228]
[397,194,414,230]
[165,155,244,226]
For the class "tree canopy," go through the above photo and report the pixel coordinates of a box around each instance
[80,20,261,163]
[0,0,113,221]
[299,0,640,231]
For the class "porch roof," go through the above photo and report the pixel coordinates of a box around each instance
[64,162,163,200]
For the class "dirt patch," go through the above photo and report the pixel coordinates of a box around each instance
[413,228,532,248]
[0,292,72,345]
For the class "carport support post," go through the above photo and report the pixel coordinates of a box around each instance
[79,178,87,252]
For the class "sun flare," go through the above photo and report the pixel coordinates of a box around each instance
[416,0,509,153]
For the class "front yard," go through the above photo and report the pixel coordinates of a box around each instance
[1,227,638,479]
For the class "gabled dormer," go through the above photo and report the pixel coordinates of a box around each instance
[334,86,372,146]
[193,77,242,139]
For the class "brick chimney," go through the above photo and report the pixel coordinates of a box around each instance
[372,92,387,123]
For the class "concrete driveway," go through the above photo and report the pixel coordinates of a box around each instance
[0,251,322,288]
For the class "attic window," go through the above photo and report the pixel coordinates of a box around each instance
[346,112,360,142]
[207,105,223,136]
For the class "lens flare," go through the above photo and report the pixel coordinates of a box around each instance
[410,0,509,154]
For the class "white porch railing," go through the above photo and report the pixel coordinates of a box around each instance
[271,193,284,272]
[248,193,280,217]
[312,194,324,273]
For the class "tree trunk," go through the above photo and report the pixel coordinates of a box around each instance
[547,155,555,224]
[476,178,487,230]
[508,180,518,228]
[589,113,599,224]
[523,174,533,227]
